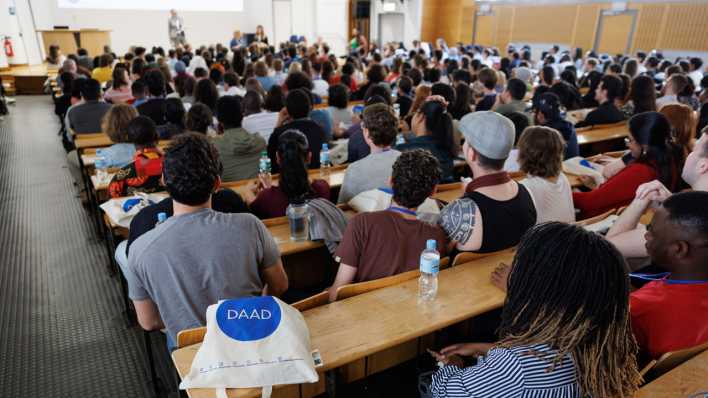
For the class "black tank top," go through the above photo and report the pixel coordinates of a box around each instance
[464,183,537,253]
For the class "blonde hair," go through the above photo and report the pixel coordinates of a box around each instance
[102,104,138,143]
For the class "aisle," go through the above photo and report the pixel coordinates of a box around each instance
[0,96,152,397]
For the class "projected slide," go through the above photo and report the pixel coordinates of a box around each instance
[57,0,244,12]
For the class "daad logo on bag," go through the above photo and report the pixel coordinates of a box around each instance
[216,297,282,341]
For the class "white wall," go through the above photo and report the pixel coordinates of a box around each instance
[30,0,274,56]
[370,0,423,50]
[2,0,352,64]
[1,0,44,65]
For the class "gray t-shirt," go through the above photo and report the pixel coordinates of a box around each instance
[126,208,280,343]
[338,149,401,204]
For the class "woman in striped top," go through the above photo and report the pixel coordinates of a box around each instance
[430,222,642,397]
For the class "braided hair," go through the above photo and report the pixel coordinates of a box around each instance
[498,222,641,398]
[277,130,314,203]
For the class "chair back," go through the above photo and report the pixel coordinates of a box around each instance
[292,291,329,312]
[336,269,422,301]
[176,326,207,349]
[639,340,708,381]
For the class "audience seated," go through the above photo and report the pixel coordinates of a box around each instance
[91,54,114,84]
[212,95,266,182]
[247,129,330,219]
[338,103,401,204]
[576,74,626,128]
[493,78,527,116]
[440,112,536,253]
[327,84,354,138]
[656,73,688,110]
[607,131,708,259]
[347,94,391,163]
[268,89,325,173]
[242,91,279,142]
[573,112,684,219]
[125,132,287,349]
[157,98,186,139]
[396,96,456,182]
[108,116,165,198]
[430,222,640,397]
[68,78,112,134]
[660,103,697,159]
[630,191,708,361]
[185,103,213,135]
[517,126,575,223]
[533,93,579,159]
[136,70,168,125]
[97,104,138,167]
[474,68,498,111]
[329,149,447,301]
[104,66,133,104]
[621,75,656,118]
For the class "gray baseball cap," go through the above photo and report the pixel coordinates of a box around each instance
[458,111,515,160]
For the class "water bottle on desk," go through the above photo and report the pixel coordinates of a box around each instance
[286,201,310,242]
[94,153,109,185]
[258,151,271,177]
[418,239,440,302]
[320,143,331,177]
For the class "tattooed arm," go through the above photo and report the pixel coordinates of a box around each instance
[439,198,483,252]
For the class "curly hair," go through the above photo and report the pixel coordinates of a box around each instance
[517,126,565,178]
[362,103,398,147]
[186,103,213,134]
[163,132,223,206]
[102,104,138,143]
[392,149,441,208]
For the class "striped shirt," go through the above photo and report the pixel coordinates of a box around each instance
[432,344,580,398]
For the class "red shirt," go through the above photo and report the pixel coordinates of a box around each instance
[250,179,331,219]
[630,279,708,360]
[572,162,657,219]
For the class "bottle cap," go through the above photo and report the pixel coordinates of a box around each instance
[157,212,168,223]
[426,239,437,250]
[322,143,328,150]
[260,151,267,156]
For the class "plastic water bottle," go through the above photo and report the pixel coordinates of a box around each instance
[94,153,109,184]
[320,143,331,176]
[286,201,310,242]
[258,151,271,177]
[418,239,440,302]
[156,212,168,225]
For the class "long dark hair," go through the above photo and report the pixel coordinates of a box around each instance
[419,100,455,157]
[112,66,130,89]
[629,111,683,190]
[449,83,472,120]
[277,130,314,202]
[499,222,640,397]
[628,75,657,115]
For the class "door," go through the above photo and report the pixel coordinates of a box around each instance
[378,13,404,47]
[474,14,495,46]
[595,11,637,55]
[273,0,292,47]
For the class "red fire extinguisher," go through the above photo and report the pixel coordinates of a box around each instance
[4,37,14,57]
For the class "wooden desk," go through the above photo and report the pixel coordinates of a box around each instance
[577,122,629,146]
[636,349,708,397]
[172,251,511,398]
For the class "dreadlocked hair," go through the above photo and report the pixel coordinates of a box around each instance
[497,222,641,398]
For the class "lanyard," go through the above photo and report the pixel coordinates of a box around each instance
[388,206,417,217]
[629,272,708,285]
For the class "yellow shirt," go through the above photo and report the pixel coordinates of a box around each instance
[92,67,113,84]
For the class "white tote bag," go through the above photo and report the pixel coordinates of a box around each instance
[179,296,319,397]
[348,188,441,223]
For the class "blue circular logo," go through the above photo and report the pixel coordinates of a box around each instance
[216,297,282,342]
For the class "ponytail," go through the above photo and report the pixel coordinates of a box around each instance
[277,130,313,202]
[421,100,455,157]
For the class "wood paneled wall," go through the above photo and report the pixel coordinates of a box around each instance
[421,0,708,53]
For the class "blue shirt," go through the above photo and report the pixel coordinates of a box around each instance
[432,344,580,397]
[97,143,136,168]
[310,109,333,142]
[256,76,277,92]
